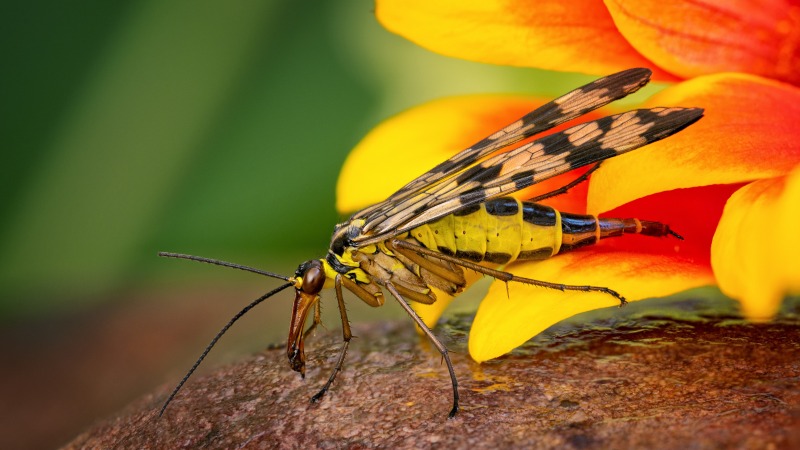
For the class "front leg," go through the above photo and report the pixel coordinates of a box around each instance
[311,274,352,403]
[303,300,322,339]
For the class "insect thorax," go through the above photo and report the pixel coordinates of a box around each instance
[323,214,468,304]
[323,218,371,285]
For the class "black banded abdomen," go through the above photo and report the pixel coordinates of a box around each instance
[409,198,561,264]
[407,197,677,265]
[559,212,599,251]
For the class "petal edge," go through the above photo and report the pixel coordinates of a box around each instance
[469,251,714,362]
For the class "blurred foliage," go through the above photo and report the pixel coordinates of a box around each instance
[0,0,665,318]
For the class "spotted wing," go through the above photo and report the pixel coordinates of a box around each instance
[351,68,654,223]
[353,106,703,246]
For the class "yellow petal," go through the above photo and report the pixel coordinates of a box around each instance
[589,73,800,214]
[376,0,675,79]
[711,165,800,320]
[469,251,714,362]
[412,271,483,328]
[336,95,543,214]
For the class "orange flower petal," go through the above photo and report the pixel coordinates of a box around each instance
[606,0,800,85]
[711,165,800,320]
[588,73,800,213]
[376,0,676,79]
[469,249,715,362]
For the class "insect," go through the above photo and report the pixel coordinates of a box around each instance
[159,68,702,418]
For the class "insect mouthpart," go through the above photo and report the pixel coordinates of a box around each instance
[288,336,306,375]
[287,260,326,377]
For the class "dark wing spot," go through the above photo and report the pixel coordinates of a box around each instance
[455,163,503,186]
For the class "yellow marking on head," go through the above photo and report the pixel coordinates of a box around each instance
[290,276,301,289]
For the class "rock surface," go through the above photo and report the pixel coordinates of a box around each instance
[66,307,800,449]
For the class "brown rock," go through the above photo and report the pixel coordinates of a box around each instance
[65,307,800,449]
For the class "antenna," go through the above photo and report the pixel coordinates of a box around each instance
[158,252,292,282]
[158,281,293,417]
[156,251,295,416]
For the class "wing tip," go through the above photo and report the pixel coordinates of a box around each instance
[617,67,653,84]
[671,106,705,135]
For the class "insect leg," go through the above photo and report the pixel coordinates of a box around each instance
[392,239,627,306]
[527,163,601,202]
[385,281,460,418]
[311,274,352,403]
[387,240,466,286]
[303,300,323,339]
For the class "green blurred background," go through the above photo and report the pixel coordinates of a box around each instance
[0,1,641,448]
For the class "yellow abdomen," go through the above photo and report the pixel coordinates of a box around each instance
[408,198,564,265]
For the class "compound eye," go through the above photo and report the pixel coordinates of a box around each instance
[302,266,325,294]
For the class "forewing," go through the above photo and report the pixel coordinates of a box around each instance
[352,68,653,224]
[354,106,703,245]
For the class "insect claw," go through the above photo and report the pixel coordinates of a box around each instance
[448,405,459,419]
[668,229,685,240]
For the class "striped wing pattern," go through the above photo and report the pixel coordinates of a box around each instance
[352,68,653,223]
[350,70,703,247]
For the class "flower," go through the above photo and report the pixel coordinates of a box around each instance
[376,0,800,84]
[337,0,800,361]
